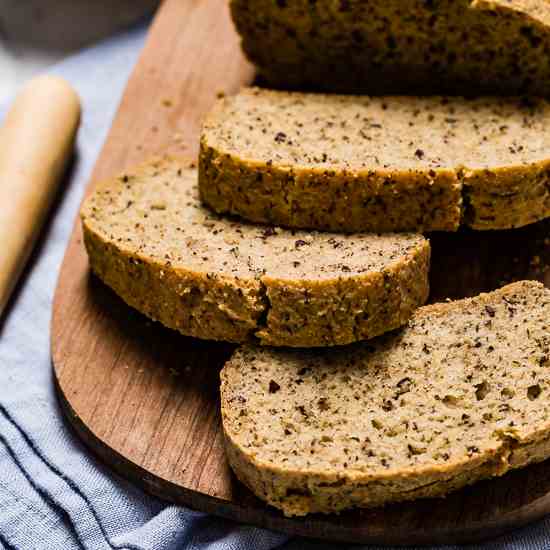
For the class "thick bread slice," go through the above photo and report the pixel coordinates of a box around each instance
[200,89,550,233]
[81,157,429,347]
[221,281,550,516]
[231,0,550,96]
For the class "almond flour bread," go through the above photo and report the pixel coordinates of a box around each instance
[200,89,550,233]
[81,157,430,347]
[231,0,550,96]
[221,281,550,516]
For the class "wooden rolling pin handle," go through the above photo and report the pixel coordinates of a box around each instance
[0,75,81,318]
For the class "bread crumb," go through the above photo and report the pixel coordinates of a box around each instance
[172,132,188,149]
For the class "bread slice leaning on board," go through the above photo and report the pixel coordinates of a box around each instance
[221,281,550,516]
[231,0,550,96]
[80,156,430,348]
[199,88,550,233]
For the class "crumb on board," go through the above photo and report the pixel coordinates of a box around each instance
[172,132,188,149]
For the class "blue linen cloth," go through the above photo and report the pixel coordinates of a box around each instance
[0,20,550,550]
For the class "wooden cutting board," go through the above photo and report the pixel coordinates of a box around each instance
[51,0,550,544]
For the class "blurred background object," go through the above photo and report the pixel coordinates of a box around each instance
[0,0,160,103]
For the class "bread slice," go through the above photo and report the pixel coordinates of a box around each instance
[231,0,550,96]
[200,89,550,233]
[81,157,429,347]
[221,281,550,516]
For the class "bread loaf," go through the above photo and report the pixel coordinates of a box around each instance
[231,0,550,96]
[81,156,430,347]
[221,281,550,516]
[200,89,550,233]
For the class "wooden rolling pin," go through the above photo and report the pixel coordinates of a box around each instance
[0,75,81,318]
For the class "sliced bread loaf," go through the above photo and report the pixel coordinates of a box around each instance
[200,89,550,233]
[221,281,550,516]
[231,0,550,96]
[81,157,430,347]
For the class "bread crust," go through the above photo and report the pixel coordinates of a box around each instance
[222,428,550,516]
[81,156,430,347]
[200,90,550,233]
[221,281,550,515]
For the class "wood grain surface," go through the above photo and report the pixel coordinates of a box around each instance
[52,0,550,544]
